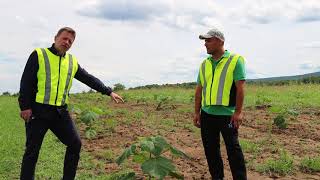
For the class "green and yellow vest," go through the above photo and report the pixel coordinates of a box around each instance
[35,48,78,106]
[199,53,243,107]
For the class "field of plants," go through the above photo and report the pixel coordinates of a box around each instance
[1,84,320,179]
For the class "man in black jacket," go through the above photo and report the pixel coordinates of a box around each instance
[19,27,124,180]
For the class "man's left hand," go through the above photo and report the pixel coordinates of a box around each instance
[110,92,124,103]
[231,111,243,129]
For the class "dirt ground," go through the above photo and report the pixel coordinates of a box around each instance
[76,102,320,180]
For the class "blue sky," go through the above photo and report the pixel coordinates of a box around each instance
[0,0,319,93]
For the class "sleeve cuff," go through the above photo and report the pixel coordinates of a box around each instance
[103,87,113,96]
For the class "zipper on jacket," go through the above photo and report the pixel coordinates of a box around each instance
[54,57,62,105]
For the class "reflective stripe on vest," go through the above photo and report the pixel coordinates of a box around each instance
[61,54,74,105]
[199,53,240,106]
[35,48,78,106]
[201,61,207,106]
[40,48,51,104]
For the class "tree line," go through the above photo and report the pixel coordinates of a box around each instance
[1,76,319,96]
[247,76,320,86]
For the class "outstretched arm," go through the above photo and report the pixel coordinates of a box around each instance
[74,64,124,103]
[74,64,112,95]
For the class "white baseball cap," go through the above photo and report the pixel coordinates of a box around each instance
[199,28,225,41]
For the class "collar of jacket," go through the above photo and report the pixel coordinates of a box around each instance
[49,44,66,57]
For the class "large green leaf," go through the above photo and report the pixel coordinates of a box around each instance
[132,153,149,164]
[140,137,162,156]
[116,144,137,165]
[152,136,170,148]
[141,156,175,179]
[140,139,155,153]
[153,136,170,155]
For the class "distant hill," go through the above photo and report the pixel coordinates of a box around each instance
[248,71,320,82]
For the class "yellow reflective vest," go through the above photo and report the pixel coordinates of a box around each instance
[199,53,243,107]
[35,48,78,106]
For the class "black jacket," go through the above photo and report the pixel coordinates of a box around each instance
[18,44,112,110]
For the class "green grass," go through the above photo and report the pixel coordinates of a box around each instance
[255,150,294,175]
[132,111,144,119]
[240,139,261,169]
[245,84,320,108]
[240,139,261,154]
[160,118,177,132]
[117,87,194,104]
[0,96,24,179]
[95,149,115,162]
[103,119,118,133]
[300,156,320,173]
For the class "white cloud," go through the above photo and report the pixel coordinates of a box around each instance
[231,0,320,25]
[77,0,320,30]
[77,0,222,30]
[77,0,171,21]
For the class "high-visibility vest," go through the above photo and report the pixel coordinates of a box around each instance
[199,53,243,107]
[35,48,78,106]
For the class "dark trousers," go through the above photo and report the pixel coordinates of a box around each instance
[20,104,82,180]
[200,110,247,180]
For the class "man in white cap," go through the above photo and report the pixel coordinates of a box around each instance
[194,28,247,180]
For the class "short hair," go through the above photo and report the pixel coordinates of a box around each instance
[56,27,76,39]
